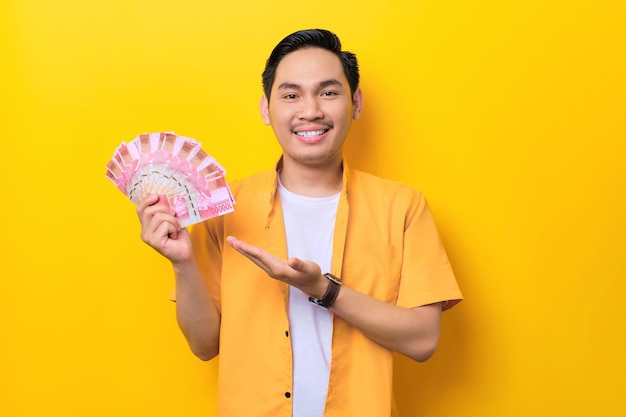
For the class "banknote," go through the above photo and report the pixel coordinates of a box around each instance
[106,132,235,227]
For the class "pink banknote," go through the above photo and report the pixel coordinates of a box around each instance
[106,132,235,227]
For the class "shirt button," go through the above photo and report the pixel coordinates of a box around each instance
[285,392,291,398]
[285,330,289,337]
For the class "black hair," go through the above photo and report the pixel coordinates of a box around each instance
[261,29,360,101]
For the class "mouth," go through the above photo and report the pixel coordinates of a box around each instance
[295,129,328,138]
[292,124,332,143]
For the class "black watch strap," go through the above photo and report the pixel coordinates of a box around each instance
[309,273,342,309]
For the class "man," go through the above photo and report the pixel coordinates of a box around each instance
[138,29,462,417]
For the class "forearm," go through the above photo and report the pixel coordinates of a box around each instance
[330,286,442,362]
[173,260,221,361]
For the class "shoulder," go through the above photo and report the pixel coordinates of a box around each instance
[229,170,274,190]
[348,169,424,203]
[228,170,275,200]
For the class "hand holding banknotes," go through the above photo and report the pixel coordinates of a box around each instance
[137,194,193,265]
[106,132,236,228]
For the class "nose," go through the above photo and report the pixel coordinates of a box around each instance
[298,95,324,120]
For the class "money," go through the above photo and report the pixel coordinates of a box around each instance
[106,132,235,227]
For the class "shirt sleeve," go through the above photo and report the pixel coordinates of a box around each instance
[396,192,463,311]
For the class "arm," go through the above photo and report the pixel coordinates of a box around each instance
[226,236,442,362]
[137,195,221,361]
[331,286,442,362]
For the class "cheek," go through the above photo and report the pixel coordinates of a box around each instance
[328,102,354,121]
[270,123,293,144]
[269,107,292,127]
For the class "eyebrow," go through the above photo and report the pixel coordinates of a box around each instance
[277,79,344,91]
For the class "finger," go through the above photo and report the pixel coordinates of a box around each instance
[156,220,179,243]
[141,198,176,225]
[141,211,180,243]
[144,217,180,249]
[287,257,306,272]
[136,194,159,217]
[226,236,246,251]
[138,196,172,225]
[225,235,239,248]
[156,194,175,214]
[229,242,266,266]
[229,245,272,274]
[226,236,264,258]
[227,236,291,277]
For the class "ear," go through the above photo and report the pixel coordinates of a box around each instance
[260,95,271,125]
[352,88,364,120]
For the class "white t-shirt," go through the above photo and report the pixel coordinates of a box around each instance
[278,179,339,417]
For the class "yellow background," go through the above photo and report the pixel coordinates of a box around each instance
[1,0,625,416]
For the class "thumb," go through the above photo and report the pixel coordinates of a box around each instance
[157,194,169,206]
[287,257,306,272]
[157,194,176,215]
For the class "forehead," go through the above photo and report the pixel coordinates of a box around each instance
[273,47,346,87]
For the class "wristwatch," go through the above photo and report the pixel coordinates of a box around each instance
[308,273,342,309]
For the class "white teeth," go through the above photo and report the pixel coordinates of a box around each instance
[296,130,326,138]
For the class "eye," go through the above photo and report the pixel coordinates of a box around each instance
[321,90,338,97]
[282,93,298,100]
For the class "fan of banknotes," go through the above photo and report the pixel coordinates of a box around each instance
[106,132,235,227]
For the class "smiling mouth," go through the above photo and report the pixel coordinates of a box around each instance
[295,129,329,138]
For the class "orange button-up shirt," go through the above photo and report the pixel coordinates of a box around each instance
[189,161,462,417]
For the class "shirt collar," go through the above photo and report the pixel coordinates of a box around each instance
[269,156,352,197]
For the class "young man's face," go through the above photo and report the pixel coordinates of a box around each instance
[260,47,363,169]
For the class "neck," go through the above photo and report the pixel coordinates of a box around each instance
[279,157,343,197]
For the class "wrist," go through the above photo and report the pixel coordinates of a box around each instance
[308,273,342,309]
[308,274,329,299]
[172,256,198,277]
